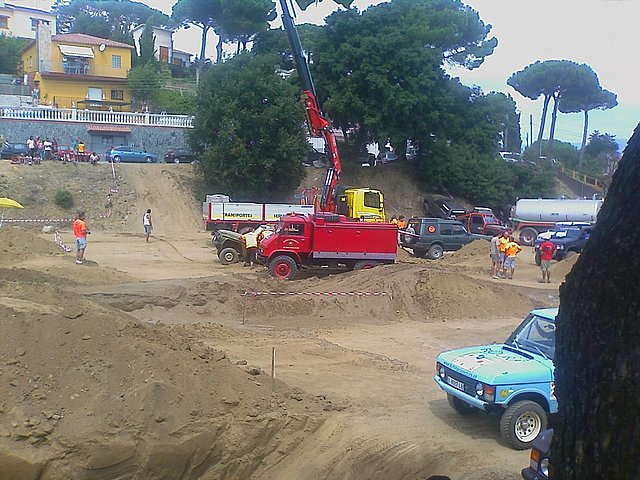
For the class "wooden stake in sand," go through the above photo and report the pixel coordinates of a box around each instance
[271,347,276,390]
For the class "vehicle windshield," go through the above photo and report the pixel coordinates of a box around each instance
[551,228,580,239]
[506,314,556,360]
[483,214,499,224]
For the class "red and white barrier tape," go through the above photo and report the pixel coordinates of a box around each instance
[54,230,72,252]
[244,291,392,300]
[3,218,74,223]
[3,215,107,223]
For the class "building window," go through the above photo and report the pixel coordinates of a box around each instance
[0,16,8,29]
[112,55,122,69]
[111,90,124,101]
[31,18,39,31]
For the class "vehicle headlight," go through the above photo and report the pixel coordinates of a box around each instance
[438,365,446,380]
[556,244,564,249]
[540,457,550,477]
[475,382,484,397]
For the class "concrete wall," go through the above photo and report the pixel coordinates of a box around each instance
[0,118,190,158]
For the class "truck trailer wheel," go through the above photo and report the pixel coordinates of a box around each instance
[219,247,239,265]
[427,244,444,260]
[518,228,538,246]
[500,400,547,450]
[269,255,297,280]
[353,260,380,270]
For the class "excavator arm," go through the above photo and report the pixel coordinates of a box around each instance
[279,0,342,213]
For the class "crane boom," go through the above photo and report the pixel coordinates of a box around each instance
[279,0,342,213]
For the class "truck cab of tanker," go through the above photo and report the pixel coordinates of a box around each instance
[337,188,385,222]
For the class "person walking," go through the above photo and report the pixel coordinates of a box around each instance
[73,211,90,264]
[490,232,501,279]
[142,209,153,241]
[539,238,557,284]
[503,236,522,279]
[105,194,113,218]
[241,228,259,267]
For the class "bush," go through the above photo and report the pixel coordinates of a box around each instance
[54,189,74,209]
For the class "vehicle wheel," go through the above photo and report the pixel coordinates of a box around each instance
[219,247,239,265]
[353,260,380,270]
[519,228,538,246]
[412,248,427,258]
[500,400,547,450]
[145,156,153,163]
[113,155,121,163]
[534,251,541,266]
[269,255,297,280]
[447,394,478,416]
[564,251,577,261]
[174,158,180,164]
[427,244,444,260]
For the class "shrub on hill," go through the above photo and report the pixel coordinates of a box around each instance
[54,189,74,209]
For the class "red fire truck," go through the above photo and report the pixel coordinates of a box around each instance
[258,213,397,279]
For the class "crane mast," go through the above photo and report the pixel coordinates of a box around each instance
[279,0,342,213]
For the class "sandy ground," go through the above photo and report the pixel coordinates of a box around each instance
[0,163,571,479]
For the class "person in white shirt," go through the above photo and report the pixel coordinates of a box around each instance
[142,209,153,241]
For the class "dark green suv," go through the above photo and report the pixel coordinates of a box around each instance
[401,217,490,259]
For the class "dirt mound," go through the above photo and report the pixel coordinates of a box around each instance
[0,227,63,262]
[553,253,579,279]
[0,242,328,479]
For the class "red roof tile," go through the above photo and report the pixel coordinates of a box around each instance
[51,34,135,50]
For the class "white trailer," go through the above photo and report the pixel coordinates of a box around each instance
[511,198,603,245]
[203,196,315,232]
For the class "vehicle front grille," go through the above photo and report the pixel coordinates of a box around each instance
[443,367,477,397]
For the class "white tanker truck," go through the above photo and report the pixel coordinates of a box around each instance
[510,198,603,245]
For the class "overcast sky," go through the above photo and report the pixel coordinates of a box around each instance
[29,0,638,148]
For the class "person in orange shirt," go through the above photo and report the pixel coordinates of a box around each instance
[498,231,510,276]
[503,236,522,279]
[73,211,90,264]
[397,215,407,230]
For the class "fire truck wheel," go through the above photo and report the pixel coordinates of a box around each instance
[353,260,380,270]
[269,255,297,280]
[219,247,239,265]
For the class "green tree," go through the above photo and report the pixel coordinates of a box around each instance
[138,21,157,66]
[190,53,307,200]
[552,123,640,479]
[220,0,276,54]
[559,78,617,169]
[0,34,27,74]
[310,0,496,150]
[53,0,173,43]
[172,0,222,82]
[128,63,162,105]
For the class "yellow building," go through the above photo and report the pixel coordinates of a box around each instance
[21,24,135,111]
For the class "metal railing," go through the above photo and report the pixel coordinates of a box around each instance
[560,166,605,193]
[0,106,194,128]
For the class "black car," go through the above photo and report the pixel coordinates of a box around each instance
[401,217,490,259]
[534,224,593,265]
[1,142,29,159]
[424,196,467,219]
[164,148,196,164]
[522,429,552,479]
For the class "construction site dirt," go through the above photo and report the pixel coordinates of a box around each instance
[0,162,572,480]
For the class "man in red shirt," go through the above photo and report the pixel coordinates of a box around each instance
[73,211,90,264]
[539,239,557,283]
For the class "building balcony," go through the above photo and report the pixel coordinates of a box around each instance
[34,60,129,79]
[0,105,194,128]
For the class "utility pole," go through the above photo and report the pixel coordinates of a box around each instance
[529,114,533,151]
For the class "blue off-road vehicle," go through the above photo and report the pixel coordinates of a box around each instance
[435,308,558,450]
